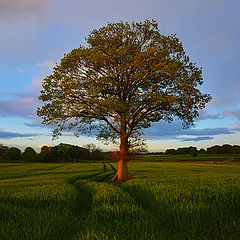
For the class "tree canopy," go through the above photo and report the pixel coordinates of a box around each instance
[37,20,211,182]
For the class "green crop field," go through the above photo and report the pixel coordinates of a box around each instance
[138,154,240,162]
[0,162,240,240]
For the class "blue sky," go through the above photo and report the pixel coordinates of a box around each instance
[0,0,240,152]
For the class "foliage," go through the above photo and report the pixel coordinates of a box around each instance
[22,147,37,162]
[0,143,104,163]
[165,144,240,155]
[38,143,104,162]
[2,147,21,162]
[37,20,211,152]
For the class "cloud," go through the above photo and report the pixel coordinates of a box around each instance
[223,109,240,120]
[0,64,52,120]
[0,96,39,119]
[37,60,55,69]
[145,121,235,140]
[0,0,49,23]
[197,107,240,122]
[196,109,223,121]
[17,68,27,73]
[37,143,52,149]
[31,71,49,89]
[24,121,43,128]
[229,126,240,131]
[209,95,240,109]
[180,136,214,142]
[184,128,233,136]
[0,0,51,63]
[0,130,41,139]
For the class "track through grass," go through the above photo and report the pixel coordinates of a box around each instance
[0,162,240,239]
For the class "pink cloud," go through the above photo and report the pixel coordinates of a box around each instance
[37,143,51,149]
[223,109,240,120]
[0,0,49,22]
[0,96,40,119]
[229,126,240,131]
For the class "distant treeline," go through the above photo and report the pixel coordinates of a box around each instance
[0,143,105,163]
[1,143,240,162]
[165,144,240,156]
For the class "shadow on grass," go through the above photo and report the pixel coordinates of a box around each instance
[118,183,240,240]
[0,172,102,240]
[0,192,93,240]
[109,164,117,173]
[0,169,102,181]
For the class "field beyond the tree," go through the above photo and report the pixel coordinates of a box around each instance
[0,161,240,240]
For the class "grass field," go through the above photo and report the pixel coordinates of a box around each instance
[139,154,240,162]
[0,162,240,240]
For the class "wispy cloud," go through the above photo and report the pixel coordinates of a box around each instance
[145,121,235,141]
[37,143,51,149]
[223,109,240,120]
[0,96,39,119]
[37,60,55,69]
[196,109,223,121]
[229,125,240,131]
[0,130,41,139]
[179,136,214,142]
[0,0,49,22]
[17,67,27,73]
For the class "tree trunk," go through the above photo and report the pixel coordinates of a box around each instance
[110,136,134,183]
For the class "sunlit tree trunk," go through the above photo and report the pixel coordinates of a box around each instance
[110,135,132,182]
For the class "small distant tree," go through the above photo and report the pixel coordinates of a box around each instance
[0,144,9,161]
[199,148,206,154]
[165,149,176,155]
[39,146,51,162]
[232,145,240,154]
[5,147,21,162]
[22,147,37,162]
[38,20,211,182]
[188,146,198,157]
[207,145,222,154]
[221,144,232,154]
[83,143,97,152]
[91,149,104,160]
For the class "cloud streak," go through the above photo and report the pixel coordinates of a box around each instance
[223,109,240,120]
[145,121,235,141]
[0,130,41,139]
[0,96,39,119]
[196,109,223,121]
[0,0,49,22]
[179,136,214,142]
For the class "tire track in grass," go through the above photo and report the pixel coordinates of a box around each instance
[119,182,240,240]
[73,164,164,240]
[67,164,115,238]
[119,184,202,239]
[119,184,167,238]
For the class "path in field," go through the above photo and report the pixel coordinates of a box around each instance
[1,163,240,240]
[0,163,117,240]
[68,164,115,217]
[69,164,166,240]
[67,163,116,239]
[68,163,240,240]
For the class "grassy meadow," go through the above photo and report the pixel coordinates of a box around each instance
[0,161,240,240]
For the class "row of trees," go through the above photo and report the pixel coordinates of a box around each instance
[165,144,240,156]
[0,143,105,162]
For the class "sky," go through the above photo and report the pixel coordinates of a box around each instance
[0,0,240,152]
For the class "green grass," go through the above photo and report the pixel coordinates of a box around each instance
[0,162,240,239]
[139,154,240,162]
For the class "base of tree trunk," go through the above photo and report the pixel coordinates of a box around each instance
[109,172,136,183]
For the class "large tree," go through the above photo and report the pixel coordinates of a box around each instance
[37,20,211,182]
